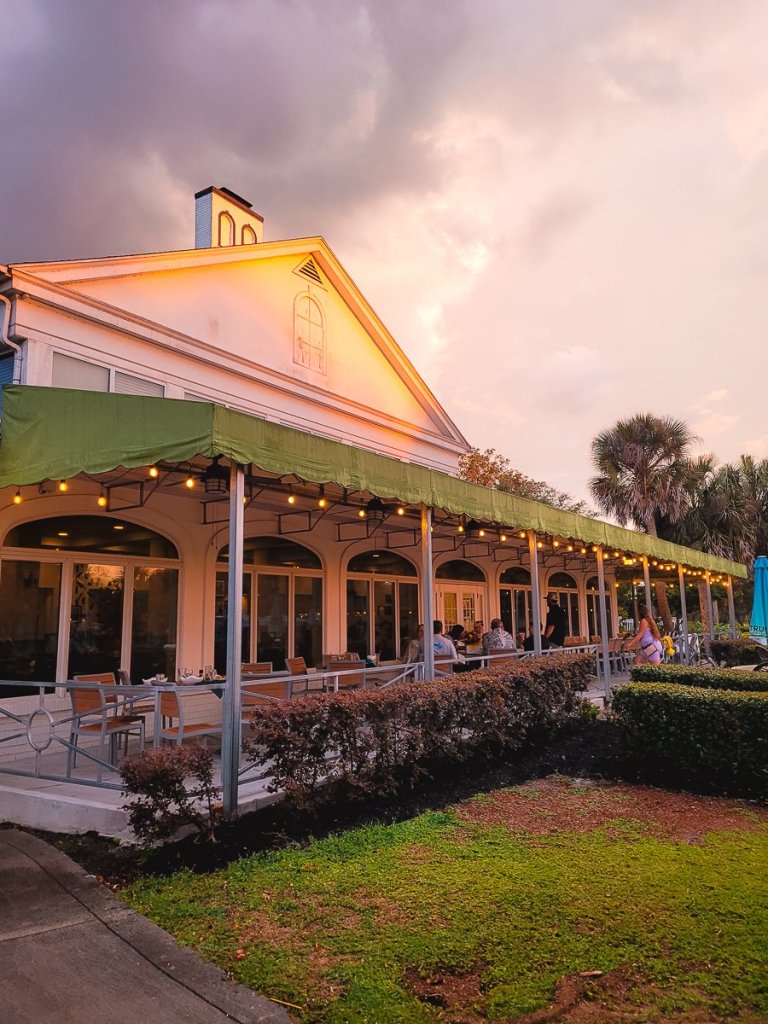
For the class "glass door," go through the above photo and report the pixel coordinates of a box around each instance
[436,587,485,631]
[68,563,124,678]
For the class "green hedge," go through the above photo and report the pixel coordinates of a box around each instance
[710,638,767,666]
[612,683,768,797]
[630,663,768,692]
[243,653,594,806]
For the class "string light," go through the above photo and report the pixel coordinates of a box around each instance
[500,533,507,543]
[457,523,465,534]
[12,490,22,505]
[317,496,328,509]
[148,465,159,479]
[185,476,195,489]
[396,504,406,516]
[358,506,367,519]
[287,493,296,505]
[97,489,108,508]
[57,480,69,493]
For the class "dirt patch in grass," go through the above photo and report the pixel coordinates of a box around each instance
[405,965,487,1023]
[456,776,768,842]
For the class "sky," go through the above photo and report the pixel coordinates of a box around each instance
[2,0,767,505]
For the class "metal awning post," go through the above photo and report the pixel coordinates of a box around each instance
[420,505,434,681]
[677,564,691,664]
[642,555,653,618]
[528,531,543,656]
[221,462,245,818]
[727,575,737,639]
[596,546,611,700]
[705,573,716,641]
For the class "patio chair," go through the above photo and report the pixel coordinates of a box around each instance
[241,678,291,724]
[157,689,222,747]
[73,672,146,755]
[67,675,146,778]
[325,658,365,691]
[241,662,273,677]
[285,656,320,694]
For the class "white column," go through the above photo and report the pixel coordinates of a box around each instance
[704,573,716,641]
[642,555,653,618]
[420,506,434,681]
[528,530,543,656]
[221,463,245,818]
[677,564,690,664]
[727,575,737,639]
[596,546,611,699]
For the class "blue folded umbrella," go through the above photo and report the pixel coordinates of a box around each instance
[750,555,768,642]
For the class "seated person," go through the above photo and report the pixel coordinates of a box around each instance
[483,618,516,653]
[402,624,424,663]
[544,593,568,647]
[448,623,467,651]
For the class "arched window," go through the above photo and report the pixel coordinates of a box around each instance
[293,293,326,373]
[585,576,614,639]
[1,516,179,684]
[436,560,485,582]
[241,225,257,244]
[218,211,235,246]
[499,566,531,638]
[216,537,323,670]
[547,572,581,637]
[346,550,419,662]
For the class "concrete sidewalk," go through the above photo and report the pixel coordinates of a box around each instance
[0,829,290,1024]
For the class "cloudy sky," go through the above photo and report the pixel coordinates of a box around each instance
[2,0,767,503]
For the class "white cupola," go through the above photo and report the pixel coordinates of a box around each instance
[194,186,264,249]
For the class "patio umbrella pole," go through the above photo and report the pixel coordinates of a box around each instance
[221,462,245,818]
[420,505,434,681]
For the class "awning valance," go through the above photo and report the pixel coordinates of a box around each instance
[0,386,747,578]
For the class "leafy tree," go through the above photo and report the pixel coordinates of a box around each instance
[589,414,707,630]
[458,447,593,515]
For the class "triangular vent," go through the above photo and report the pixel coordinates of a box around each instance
[293,257,324,287]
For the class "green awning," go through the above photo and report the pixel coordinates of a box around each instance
[0,385,747,578]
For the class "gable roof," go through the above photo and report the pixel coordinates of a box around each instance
[7,237,469,451]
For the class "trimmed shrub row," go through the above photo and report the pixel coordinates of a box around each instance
[630,663,768,692]
[243,653,594,806]
[710,637,767,667]
[612,683,768,798]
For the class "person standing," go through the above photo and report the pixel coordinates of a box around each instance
[626,605,663,664]
[543,593,568,647]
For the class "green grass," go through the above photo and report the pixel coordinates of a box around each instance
[122,797,768,1022]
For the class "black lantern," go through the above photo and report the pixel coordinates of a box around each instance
[203,456,229,495]
[365,497,386,523]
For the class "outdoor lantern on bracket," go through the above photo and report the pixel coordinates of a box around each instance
[365,497,386,524]
[465,519,485,539]
[202,455,229,495]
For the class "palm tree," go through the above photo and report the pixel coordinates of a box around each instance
[590,414,705,631]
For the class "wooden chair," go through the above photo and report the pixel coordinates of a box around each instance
[241,678,291,724]
[157,690,222,746]
[242,662,273,676]
[67,675,145,778]
[325,659,365,691]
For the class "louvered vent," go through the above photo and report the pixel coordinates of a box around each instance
[294,258,323,286]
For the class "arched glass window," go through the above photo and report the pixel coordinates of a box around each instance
[500,566,531,585]
[5,516,178,558]
[348,550,417,576]
[346,550,419,661]
[220,536,321,569]
[549,572,577,589]
[499,566,531,638]
[241,225,257,244]
[547,572,581,637]
[218,211,235,246]
[216,537,323,670]
[293,293,326,373]
[1,516,178,684]
[585,576,614,638]
[436,560,485,582]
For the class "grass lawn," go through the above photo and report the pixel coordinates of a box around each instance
[122,777,768,1023]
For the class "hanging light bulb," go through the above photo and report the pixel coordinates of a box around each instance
[358,506,367,519]
[500,533,507,543]
[57,480,69,493]
[148,465,159,479]
[396,504,406,516]
[185,475,196,489]
[287,492,297,505]
[567,544,574,552]
[317,496,328,509]
[457,523,465,534]
[12,489,22,505]
[97,489,108,508]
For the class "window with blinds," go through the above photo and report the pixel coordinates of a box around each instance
[113,371,164,397]
[52,353,109,392]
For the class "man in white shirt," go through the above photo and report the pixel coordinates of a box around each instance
[483,618,517,654]
[432,620,459,663]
